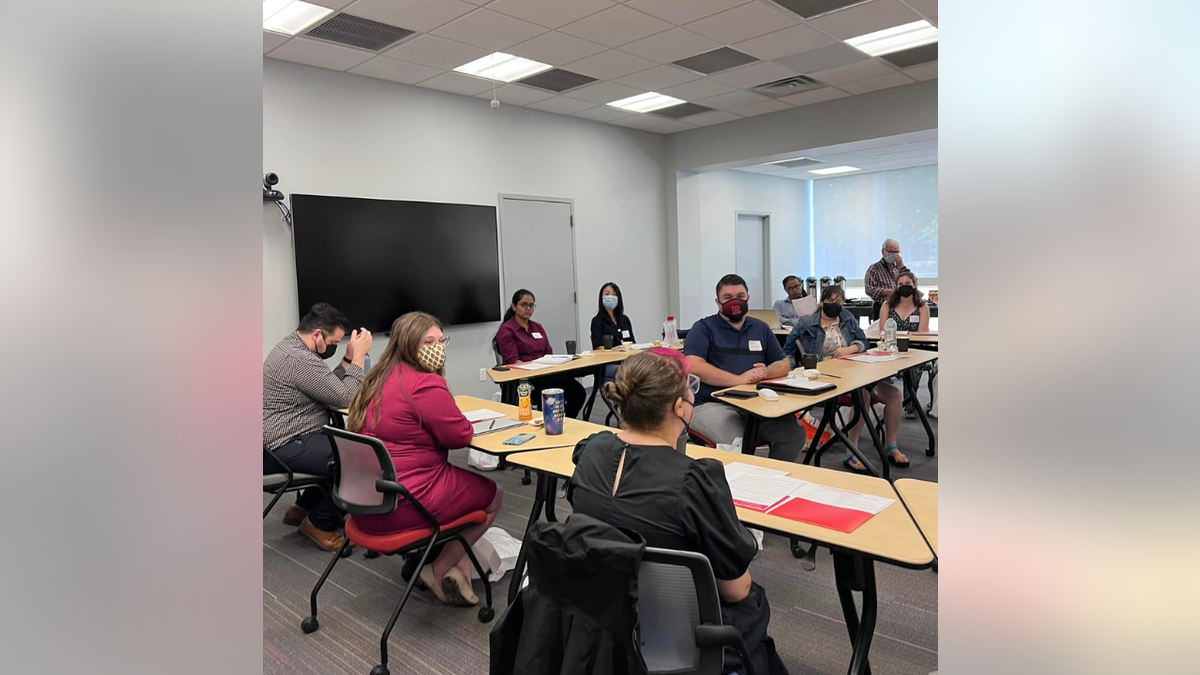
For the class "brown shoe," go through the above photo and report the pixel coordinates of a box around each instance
[282,506,309,526]
[298,517,347,551]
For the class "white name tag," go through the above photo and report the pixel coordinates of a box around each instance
[532,332,543,339]
[622,330,631,338]
[748,340,763,352]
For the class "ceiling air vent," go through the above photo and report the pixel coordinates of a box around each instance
[652,103,714,120]
[769,157,825,169]
[754,75,823,98]
[305,13,415,52]
[764,0,872,20]
[673,47,758,75]
[881,43,938,69]
[518,69,598,93]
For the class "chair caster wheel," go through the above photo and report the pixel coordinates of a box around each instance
[370,666,389,675]
[301,617,319,634]
[364,550,380,559]
[925,448,935,457]
[521,476,531,486]
[340,546,354,558]
[478,606,495,623]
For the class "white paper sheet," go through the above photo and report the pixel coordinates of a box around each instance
[727,473,803,510]
[532,354,574,365]
[723,462,789,480]
[847,354,909,363]
[463,408,508,423]
[762,377,834,391]
[630,342,657,350]
[768,481,894,515]
[792,296,818,317]
[510,362,553,371]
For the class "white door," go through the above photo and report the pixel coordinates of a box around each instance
[736,214,768,309]
[500,197,578,352]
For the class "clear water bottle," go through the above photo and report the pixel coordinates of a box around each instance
[517,379,533,421]
[663,316,678,346]
[883,317,898,351]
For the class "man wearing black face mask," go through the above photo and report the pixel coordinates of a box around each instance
[263,303,372,550]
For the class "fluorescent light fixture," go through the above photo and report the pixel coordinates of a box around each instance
[263,0,334,36]
[607,92,687,114]
[845,20,938,57]
[453,52,553,83]
[809,166,860,175]
[762,157,813,166]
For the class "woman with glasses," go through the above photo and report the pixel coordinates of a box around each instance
[346,312,503,608]
[568,349,790,675]
[495,289,586,417]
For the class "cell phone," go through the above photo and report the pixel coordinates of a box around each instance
[719,390,759,399]
[492,366,510,371]
[503,433,537,446]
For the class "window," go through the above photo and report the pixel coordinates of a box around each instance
[810,165,938,279]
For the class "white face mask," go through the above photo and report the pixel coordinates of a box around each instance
[416,343,446,372]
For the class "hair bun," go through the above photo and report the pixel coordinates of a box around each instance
[602,381,626,407]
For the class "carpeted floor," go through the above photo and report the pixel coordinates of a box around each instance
[263,385,938,675]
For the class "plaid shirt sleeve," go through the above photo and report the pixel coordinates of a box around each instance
[865,261,907,303]
[288,356,365,408]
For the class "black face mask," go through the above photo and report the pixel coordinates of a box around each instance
[897,285,915,297]
[315,332,338,359]
[822,303,842,318]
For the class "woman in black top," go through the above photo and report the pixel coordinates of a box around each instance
[590,282,636,382]
[569,349,790,675]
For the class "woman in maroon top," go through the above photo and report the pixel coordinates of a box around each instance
[347,312,502,607]
[495,289,586,417]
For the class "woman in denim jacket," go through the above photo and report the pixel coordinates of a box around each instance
[782,286,909,471]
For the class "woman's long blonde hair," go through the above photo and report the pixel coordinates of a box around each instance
[346,312,443,432]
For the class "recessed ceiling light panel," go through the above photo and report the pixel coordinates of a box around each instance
[263,0,334,36]
[809,166,860,175]
[453,52,553,83]
[607,92,687,114]
[845,20,938,57]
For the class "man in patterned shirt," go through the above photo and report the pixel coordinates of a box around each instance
[864,238,911,322]
[264,303,372,550]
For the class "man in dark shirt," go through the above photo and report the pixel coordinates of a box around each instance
[683,275,805,461]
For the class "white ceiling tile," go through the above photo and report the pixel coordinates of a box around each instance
[348,56,443,84]
[416,71,495,95]
[729,99,792,117]
[268,38,373,71]
[615,64,700,90]
[619,27,720,64]
[695,89,769,110]
[311,0,354,8]
[567,80,645,103]
[683,110,743,127]
[526,96,597,114]
[839,72,914,94]
[455,0,490,4]
[487,0,616,30]
[644,119,696,134]
[625,0,751,25]
[572,105,636,122]
[732,24,835,61]
[684,2,798,44]
[611,114,664,129]
[264,31,290,54]
[507,31,608,65]
[473,83,557,105]
[560,5,673,47]
[930,15,937,26]
[903,0,938,19]
[341,0,474,33]
[903,61,937,81]
[709,61,798,88]
[808,0,922,40]
[775,43,867,73]
[808,58,895,85]
[778,87,848,107]
[659,77,738,101]
[383,34,488,69]
[432,8,549,50]
[565,49,657,79]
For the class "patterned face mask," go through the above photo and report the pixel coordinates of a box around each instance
[417,343,446,372]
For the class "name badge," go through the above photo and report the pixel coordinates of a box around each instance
[622,330,631,338]
[748,340,763,352]
[532,332,543,339]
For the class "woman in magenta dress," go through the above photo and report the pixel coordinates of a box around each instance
[346,312,503,607]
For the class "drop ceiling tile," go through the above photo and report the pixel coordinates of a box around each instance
[567,80,645,104]
[473,83,557,105]
[695,89,770,110]
[619,27,720,64]
[778,87,848,107]
[775,43,868,73]
[342,0,474,33]
[645,119,696,134]
[807,0,922,40]
[839,72,914,94]
[311,0,355,7]
[709,61,799,88]
[732,24,835,61]
[611,114,664,130]
[903,61,937,81]
[487,0,616,30]
[383,34,488,69]
[560,5,673,47]
[808,58,895,85]
[616,64,701,90]
[348,56,443,84]
[432,8,549,51]
[930,15,937,25]
[684,2,798,44]
[572,105,636,122]
[625,0,752,25]
[684,110,743,127]
[264,31,290,54]
[526,96,598,114]
[507,31,608,65]
[268,38,373,71]
[416,71,495,95]
[659,77,738,101]
[904,0,938,18]
[729,99,793,117]
[566,49,657,79]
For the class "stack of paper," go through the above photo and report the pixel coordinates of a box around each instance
[462,408,508,423]
[630,342,658,350]
[510,362,553,371]
[765,481,894,533]
[846,353,909,363]
[532,354,574,365]
[723,463,801,511]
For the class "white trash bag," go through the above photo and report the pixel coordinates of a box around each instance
[468,448,500,471]
[469,527,522,582]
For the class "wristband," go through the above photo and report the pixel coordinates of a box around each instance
[343,356,353,365]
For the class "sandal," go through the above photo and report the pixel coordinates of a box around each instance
[842,454,870,474]
[885,445,910,468]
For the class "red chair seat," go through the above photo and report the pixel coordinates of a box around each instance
[837,395,854,406]
[344,511,488,553]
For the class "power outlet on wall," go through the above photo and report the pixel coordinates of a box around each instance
[479,368,487,382]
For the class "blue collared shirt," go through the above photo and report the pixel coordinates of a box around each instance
[684,314,786,403]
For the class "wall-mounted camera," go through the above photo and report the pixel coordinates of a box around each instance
[263,172,284,202]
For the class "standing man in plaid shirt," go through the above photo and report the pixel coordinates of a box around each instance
[864,238,910,322]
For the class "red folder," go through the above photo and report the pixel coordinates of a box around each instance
[767,497,875,533]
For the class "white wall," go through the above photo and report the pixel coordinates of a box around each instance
[263,58,669,397]
[675,170,810,326]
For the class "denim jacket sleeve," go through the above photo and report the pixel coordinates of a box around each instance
[782,321,802,361]
[841,312,868,353]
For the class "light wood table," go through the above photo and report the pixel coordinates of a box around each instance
[894,478,938,560]
[452,395,604,455]
[864,328,939,347]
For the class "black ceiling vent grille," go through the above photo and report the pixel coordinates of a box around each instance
[518,68,598,93]
[880,43,938,69]
[754,75,823,98]
[765,0,872,20]
[769,157,825,169]
[673,47,758,75]
[652,103,714,119]
[305,13,415,52]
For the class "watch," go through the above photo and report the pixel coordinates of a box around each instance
[342,356,353,365]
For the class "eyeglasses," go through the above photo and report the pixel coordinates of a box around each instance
[423,336,450,346]
[518,302,536,310]
[686,373,701,396]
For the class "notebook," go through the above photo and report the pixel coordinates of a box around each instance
[472,419,526,436]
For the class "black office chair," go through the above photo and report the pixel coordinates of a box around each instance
[262,446,326,520]
[491,336,503,367]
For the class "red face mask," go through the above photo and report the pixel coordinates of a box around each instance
[719,298,748,320]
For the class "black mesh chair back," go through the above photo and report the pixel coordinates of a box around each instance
[325,426,396,516]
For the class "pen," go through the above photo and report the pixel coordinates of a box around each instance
[487,420,494,430]
[819,373,841,379]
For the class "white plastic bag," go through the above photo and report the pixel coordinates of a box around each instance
[470,527,522,581]
[468,448,499,471]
